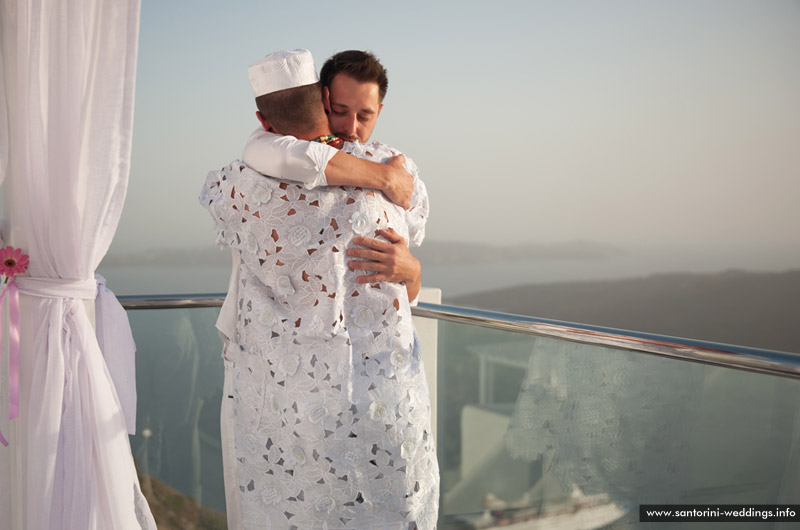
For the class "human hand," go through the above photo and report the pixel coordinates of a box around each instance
[347,228,421,287]
[382,155,413,209]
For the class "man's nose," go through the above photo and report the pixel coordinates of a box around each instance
[343,114,358,136]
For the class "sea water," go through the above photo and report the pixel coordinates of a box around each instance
[98,243,800,299]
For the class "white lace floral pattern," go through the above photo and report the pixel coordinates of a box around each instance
[201,142,437,529]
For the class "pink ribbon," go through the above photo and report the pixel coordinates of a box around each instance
[0,279,21,447]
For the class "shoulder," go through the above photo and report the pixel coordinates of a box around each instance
[343,140,402,160]
[201,159,277,205]
[215,159,275,186]
[345,141,422,176]
[200,161,238,203]
[206,159,248,180]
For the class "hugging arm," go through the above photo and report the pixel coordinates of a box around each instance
[242,129,413,208]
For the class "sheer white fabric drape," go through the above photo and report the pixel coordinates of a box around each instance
[0,1,155,529]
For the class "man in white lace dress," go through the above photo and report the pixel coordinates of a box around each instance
[201,50,439,529]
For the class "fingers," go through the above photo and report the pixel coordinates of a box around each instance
[346,229,409,284]
[349,260,387,273]
[347,249,387,264]
[349,230,405,249]
[350,236,391,252]
[378,228,404,244]
[384,156,413,209]
[356,273,389,283]
[387,154,407,166]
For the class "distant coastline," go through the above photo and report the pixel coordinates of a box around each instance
[451,269,800,353]
[412,240,624,264]
[100,242,800,352]
[102,239,624,267]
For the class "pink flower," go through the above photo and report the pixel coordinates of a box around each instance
[0,246,29,279]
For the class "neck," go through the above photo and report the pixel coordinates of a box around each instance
[294,119,331,141]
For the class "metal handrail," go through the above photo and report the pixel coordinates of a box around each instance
[118,293,800,380]
[119,293,226,309]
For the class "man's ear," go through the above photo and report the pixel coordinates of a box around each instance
[377,103,384,119]
[322,86,331,115]
[256,111,276,133]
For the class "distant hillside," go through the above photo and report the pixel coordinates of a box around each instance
[102,240,622,267]
[138,470,226,530]
[413,239,623,265]
[451,269,800,353]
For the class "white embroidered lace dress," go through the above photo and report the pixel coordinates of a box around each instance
[201,142,439,530]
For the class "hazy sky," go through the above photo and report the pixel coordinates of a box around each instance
[112,0,800,260]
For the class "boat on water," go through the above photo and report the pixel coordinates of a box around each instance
[469,485,629,530]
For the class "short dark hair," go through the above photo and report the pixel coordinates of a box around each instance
[255,82,326,136]
[320,50,388,102]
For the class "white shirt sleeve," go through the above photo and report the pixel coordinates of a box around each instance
[242,128,337,189]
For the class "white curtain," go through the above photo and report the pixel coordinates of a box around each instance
[0,1,155,529]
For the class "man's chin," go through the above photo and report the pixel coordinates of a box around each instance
[336,134,359,142]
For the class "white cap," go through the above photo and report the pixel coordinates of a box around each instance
[248,49,318,98]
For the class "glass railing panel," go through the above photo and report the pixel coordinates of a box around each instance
[124,301,800,529]
[126,305,228,529]
[435,318,800,529]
